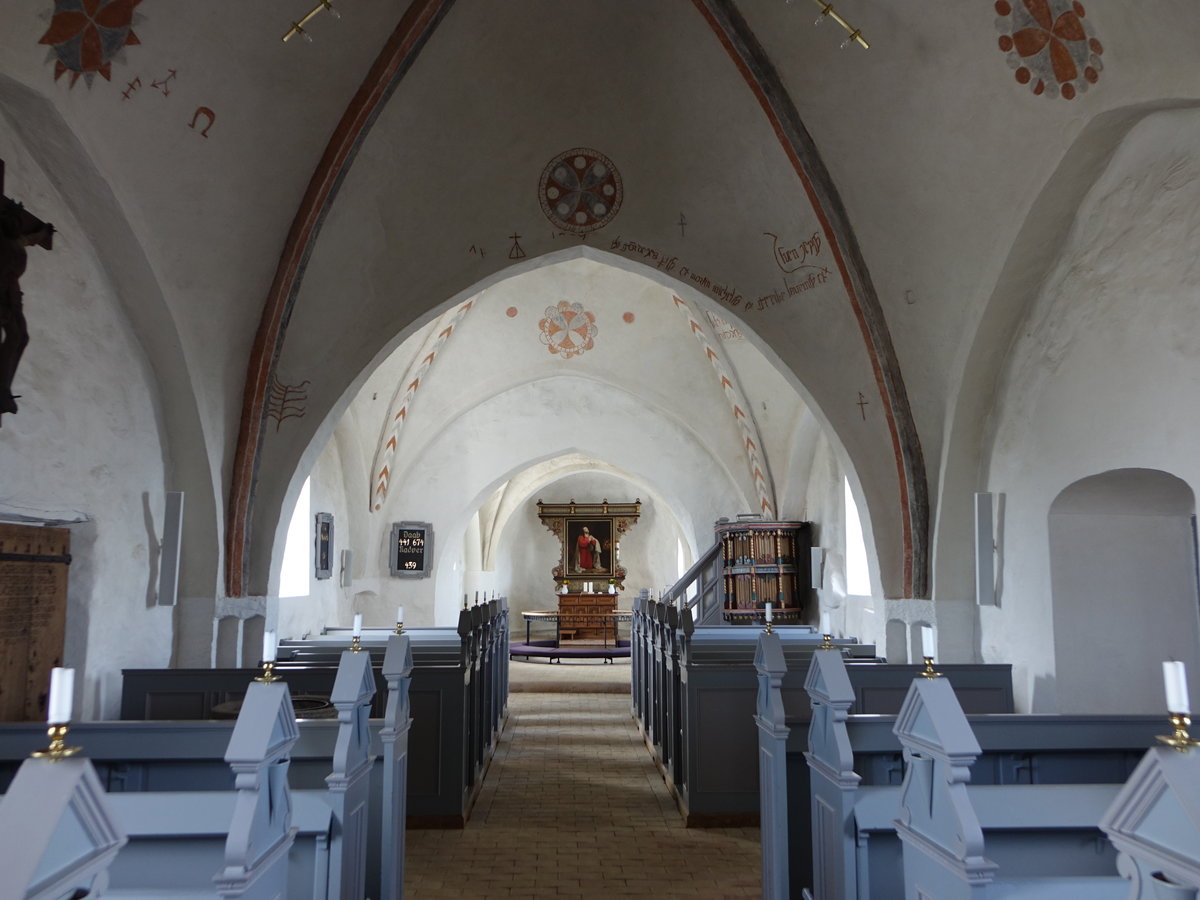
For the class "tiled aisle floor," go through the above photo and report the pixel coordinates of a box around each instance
[404,690,762,899]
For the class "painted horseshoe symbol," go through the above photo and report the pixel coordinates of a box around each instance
[189,107,216,138]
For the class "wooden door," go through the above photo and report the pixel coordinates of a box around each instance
[0,523,70,721]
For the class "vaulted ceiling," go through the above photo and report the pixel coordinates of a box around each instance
[3,0,1196,602]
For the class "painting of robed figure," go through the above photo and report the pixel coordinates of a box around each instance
[567,519,613,576]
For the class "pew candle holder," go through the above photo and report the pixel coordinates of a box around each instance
[820,633,835,650]
[255,660,281,683]
[31,724,82,762]
[1157,712,1200,752]
[921,656,942,679]
[395,619,405,635]
[350,634,363,653]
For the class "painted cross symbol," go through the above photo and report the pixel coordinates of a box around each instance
[678,213,687,238]
[857,391,869,420]
[122,77,141,100]
[509,232,526,260]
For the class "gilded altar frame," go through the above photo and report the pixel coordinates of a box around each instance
[537,499,640,592]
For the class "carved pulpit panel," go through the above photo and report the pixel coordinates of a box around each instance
[0,523,71,721]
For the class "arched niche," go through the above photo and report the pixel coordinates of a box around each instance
[1049,468,1200,713]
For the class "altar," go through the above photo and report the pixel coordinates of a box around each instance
[557,592,618,641]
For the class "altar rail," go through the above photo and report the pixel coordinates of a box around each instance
[754,633,1168,899]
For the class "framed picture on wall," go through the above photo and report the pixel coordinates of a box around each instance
[390,521,433,578]
[566,518,614,576]
[315,512,333,580]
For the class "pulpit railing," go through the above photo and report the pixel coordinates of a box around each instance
[663,540,724,625]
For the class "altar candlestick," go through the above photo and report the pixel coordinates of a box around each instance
[1164,661,1190,715]
[353,614,363,638]
[48,667,74,725]
[921,625,935,661]
[262,630,277,663]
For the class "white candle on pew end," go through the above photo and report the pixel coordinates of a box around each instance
[397,606,404,624]
[353,614,363,638]
[921,626,935,660]
[262,630,277,663]
[1163,661,1190,715]
[48,667,74,725]
[765,602,773,623]
[820,611,831,636]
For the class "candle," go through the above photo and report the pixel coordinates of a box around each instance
[396,606,404,624]
[1163,661,1190,715]
[262,630,277,663]
[353,614,363,638]
[921,626,935,660]
[47,667,74,725]
[820,611,831,636]
[765,602,773,622]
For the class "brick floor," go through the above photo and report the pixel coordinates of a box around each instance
[405,692,762,898]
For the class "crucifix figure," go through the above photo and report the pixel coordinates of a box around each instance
[0,160,55,424]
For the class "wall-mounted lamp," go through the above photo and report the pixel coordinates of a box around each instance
[283,0,341,43]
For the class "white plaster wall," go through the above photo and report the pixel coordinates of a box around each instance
[983,109,1200,712]
[0,126,170,719]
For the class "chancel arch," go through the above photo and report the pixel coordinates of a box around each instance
[258,253,895,642]
[1049,469,1200,714]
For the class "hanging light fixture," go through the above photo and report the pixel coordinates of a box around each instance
[283,0,341,43]
[807,0,869,50]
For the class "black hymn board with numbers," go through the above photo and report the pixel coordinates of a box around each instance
[390,521,432,578]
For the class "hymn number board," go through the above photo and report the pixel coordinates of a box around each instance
[390,521,432,578]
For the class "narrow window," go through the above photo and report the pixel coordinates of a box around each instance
[279,477,311,598]
[845,478,871,596]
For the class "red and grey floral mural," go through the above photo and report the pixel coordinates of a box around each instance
[539,301,598,360]
[995,0,1103,100]
[40,0,143,88]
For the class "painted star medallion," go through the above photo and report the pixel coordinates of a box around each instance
[995,0,1103,100]
[539,148,623,235]
[39,0,144,88]
[539,301,598,359]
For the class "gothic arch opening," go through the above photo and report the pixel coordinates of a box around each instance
[266,255,881,642]
[1049,468,1200,713]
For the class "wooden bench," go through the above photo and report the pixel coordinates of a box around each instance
[892,676,1130,899]
[759,638,1165,899]
[0,636,416,900]
[113,603,508,828]
[633,597,1016,831]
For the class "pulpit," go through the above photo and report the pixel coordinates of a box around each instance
[716,517,811,623]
